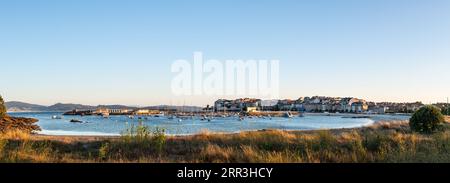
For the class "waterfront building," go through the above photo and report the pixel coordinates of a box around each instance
[108,109,133,114]
[351,101,369,113]
[214,98,262,112]
[246,107,258,113]
[133,109,161,115]
[277,99,297,111]
[212,96,425,114]
[94,108,133,115]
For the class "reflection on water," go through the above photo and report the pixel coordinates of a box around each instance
[9,112,410,136]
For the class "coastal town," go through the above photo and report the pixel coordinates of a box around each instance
[211,97,426,114]
[62,96,448,118]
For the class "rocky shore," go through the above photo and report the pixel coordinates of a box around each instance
[0,115,40,133]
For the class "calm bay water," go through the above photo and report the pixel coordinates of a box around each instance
[10,112,410,136]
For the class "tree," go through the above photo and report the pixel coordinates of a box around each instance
[442,107,450,115]
[409,105,445,134]
[0,95,6,118]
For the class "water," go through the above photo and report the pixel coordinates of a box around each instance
[9,112,410,136]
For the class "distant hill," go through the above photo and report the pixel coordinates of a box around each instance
[47,103,96,112]
[6,101,203,112]
[5,101,48,112]
[97,105,138,110]
[6,102,96,112]
[144,105,203,112]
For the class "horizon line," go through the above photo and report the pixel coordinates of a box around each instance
[5,97,449,107]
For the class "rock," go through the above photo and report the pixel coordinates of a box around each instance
[0,115,41,133]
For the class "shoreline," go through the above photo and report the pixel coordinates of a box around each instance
[11,113,448,140]
[30,120,386,141]
[25,113,413,138]
[2,120,449,163]
[29,116,449,141]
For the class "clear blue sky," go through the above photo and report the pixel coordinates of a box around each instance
[1,0,449,106]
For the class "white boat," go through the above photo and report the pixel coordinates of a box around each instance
[102,113,110,118]
[52,115,63,119]
[284,112,294,118]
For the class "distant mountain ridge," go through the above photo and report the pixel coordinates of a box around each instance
[5,101,48,112]
[5,101,202,112]
[47,103,96,112]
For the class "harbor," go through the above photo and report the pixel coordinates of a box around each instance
[10,112,410,136]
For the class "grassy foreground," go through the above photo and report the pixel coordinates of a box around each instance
[0,120,450,163]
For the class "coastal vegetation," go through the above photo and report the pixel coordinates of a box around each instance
[0,96,6,118]
[1,96,450,163]
[409,105,445,134]
[0,95,40,133]
[442,107,450,115]
[0,120,449,163]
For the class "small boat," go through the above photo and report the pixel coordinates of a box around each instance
[128,115,134,119]
[70,119,83,123]
[178,116,190,120]
[102,113,110,118]
[52,115,63,119]
[284,112,294,118]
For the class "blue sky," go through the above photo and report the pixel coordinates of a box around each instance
[1,0,449,106]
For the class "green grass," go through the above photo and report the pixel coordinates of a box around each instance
[0,121,450,163]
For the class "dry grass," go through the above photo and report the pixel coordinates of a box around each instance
[0,130,31,140]
[0,121,450,163]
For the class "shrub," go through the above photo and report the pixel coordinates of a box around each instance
[121,124,152,143]
[410,105,445,134]
[98,142,110,160]
[152,127,166,153]
[442,107,450,115]
[314,131,338,151]
[0,95,6,118]
[121,124,166,153]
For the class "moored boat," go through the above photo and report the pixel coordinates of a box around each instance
[52,115,63,119]
[284,112,294,118]
[102,113,110,118]
[70,119,83,123]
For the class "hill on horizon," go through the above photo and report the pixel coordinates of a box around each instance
[5,101,203,112]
